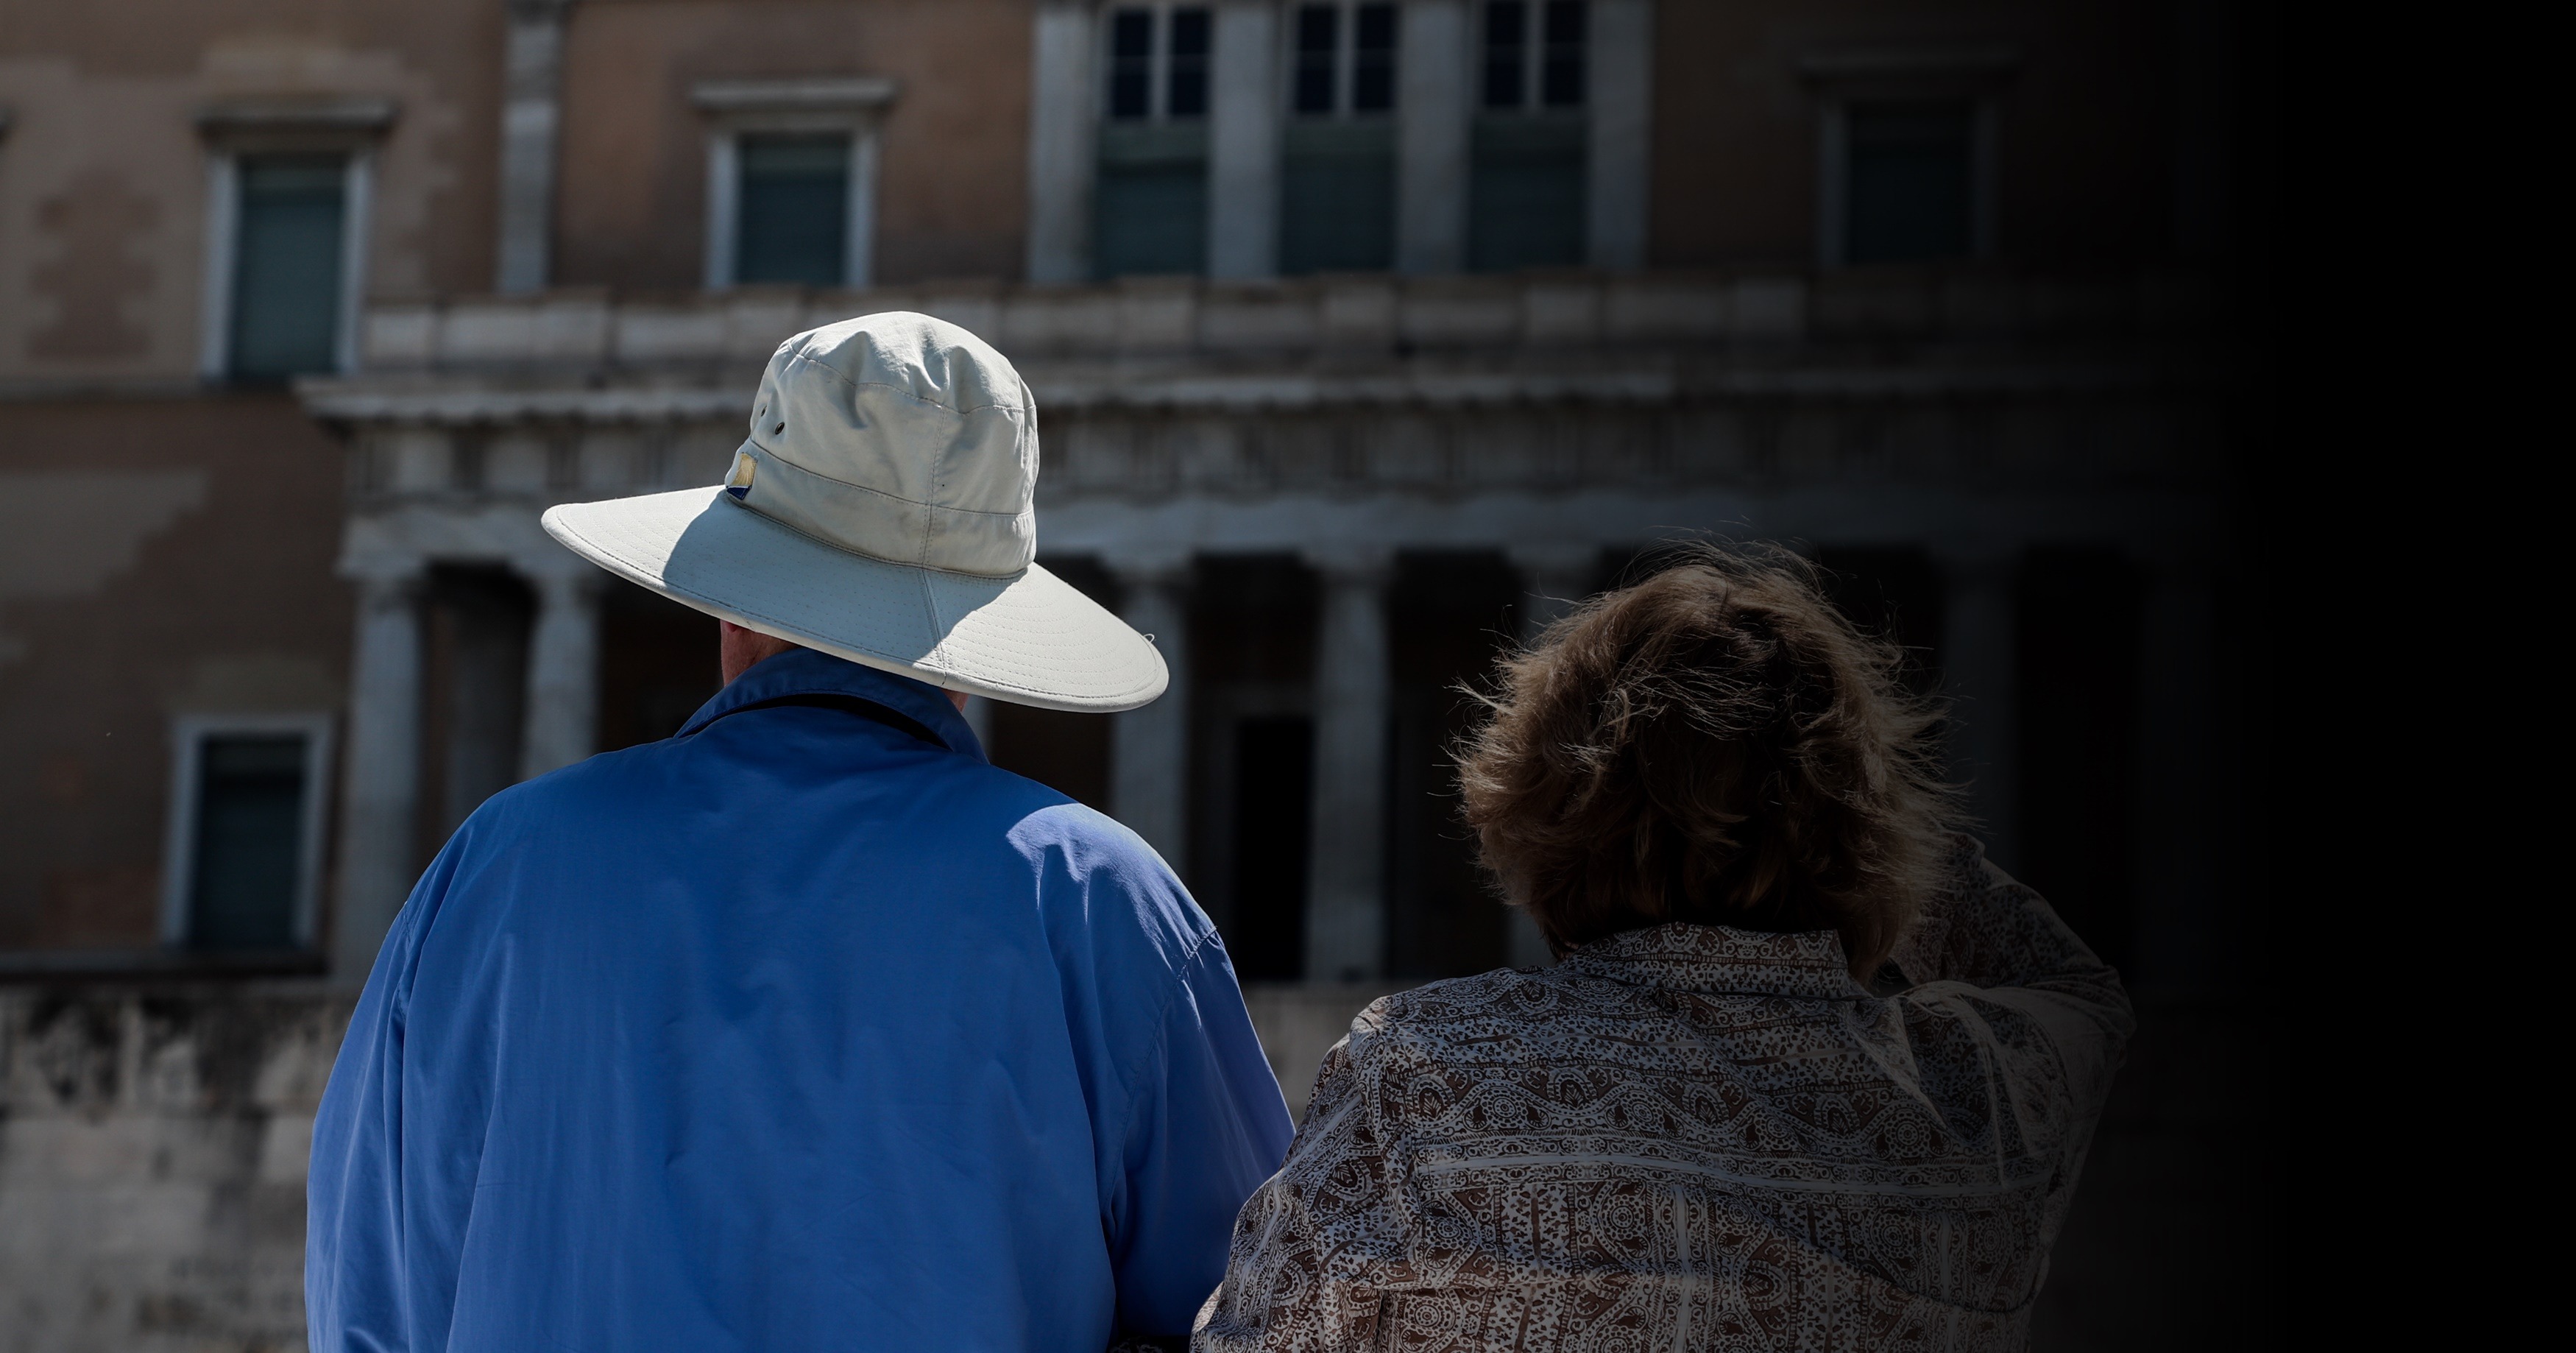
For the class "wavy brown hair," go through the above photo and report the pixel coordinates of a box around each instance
[1456,544,1958,979]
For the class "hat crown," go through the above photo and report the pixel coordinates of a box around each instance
[729,311,1038,578]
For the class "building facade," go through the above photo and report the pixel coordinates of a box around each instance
[0,1,2266,1348]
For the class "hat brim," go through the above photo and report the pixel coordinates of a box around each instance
[542,487,1167,713]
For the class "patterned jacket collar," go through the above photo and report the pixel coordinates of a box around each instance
[1560,922,1859,1000]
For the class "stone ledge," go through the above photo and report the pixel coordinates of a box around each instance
[348,271,2214,375]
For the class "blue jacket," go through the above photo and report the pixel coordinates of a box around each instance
[308,648,1295,1351]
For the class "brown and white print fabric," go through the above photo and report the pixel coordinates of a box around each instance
[1193,839,2133,1353]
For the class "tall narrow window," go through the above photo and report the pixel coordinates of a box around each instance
[1294,6,1340,115]
[1481,1,1526,107]
[1469,0,1586,271]
[1281,2,1400,274]
[228,155,347,381]
[1097,5,1214,278]
[187,736,308,950]
[1352,3,1397,111]
[163,720,330,954]
[1109,9,1157,119]
[1844,101,1975,264]
[1540,0,1586,106]
[692,78,892,291]
[1167,7,1211,116]
[735,133,852,286]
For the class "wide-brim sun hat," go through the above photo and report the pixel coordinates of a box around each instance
[542,311,1166,712]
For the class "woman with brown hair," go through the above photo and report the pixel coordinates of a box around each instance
[1195,545,2134,1352]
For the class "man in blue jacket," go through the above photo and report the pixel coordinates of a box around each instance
[307,313,1295,1351]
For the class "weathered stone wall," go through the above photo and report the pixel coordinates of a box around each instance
[0,986,349,1353]
[0,986,2269,1352]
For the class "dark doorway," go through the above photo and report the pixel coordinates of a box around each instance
[1387,551,1519,979]
[419,565,533,858]
[1189,555,1321,978]
[985,700,1114,813]
[597,581,721,752]
[1227,716,1314,981]
[1815,545,1947,694]
[983,557,1119,813]
[2017,547,2143,972]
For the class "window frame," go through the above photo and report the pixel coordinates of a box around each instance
[158,712,337,952]
[1099,4,1214,124]
[192,99,392,384]
[1289,2,1401,121]
[1479,0,1588,113]
[693,79,898,292]
[1800,46,2016,269]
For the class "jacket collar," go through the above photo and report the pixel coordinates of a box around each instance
[1561,922,1860,1000]
[676,648,986,763]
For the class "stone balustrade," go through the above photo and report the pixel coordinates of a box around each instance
[353,270,2211,375]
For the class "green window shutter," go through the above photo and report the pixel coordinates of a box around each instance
[228,155,345,381]
[1281,120,1396,274]
[736,134,850,287]
[1846,102,1974,264]
[1468,113,1585,271]
[188,735,308,950]
[1096,121,1209,278]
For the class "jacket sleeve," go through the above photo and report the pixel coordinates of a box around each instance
[304,842,463,1353]
[1883,836,2136,1243]
[1105,935,1298,1339]
[1192,1010,1409,1353]
[1887,837,2136,1067]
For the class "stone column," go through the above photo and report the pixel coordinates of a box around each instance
[334,569,425,982]
[1209,1,1281,279]
[1026,1,1100,283]
[1501,544,1599,967]
[2133,551,2222,991]
[1108,553,1193,867]
[1937,545,2021,875]
[496,0,573,294]
[1304,548,1393,982]
[520,568,603,780]
[1585,0,1653,270]
[1395,0,1471,275]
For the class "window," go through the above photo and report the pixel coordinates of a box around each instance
[1799,46,2012,268]
[1292,4,1395,116]
[194,100,389,384]
[227,156,349,380]
[1280,3,1399,275]
[735,134,852,286]
[1480,0,1584,111]
[1107,4,1210,120]
[1097,5,1211,278]
[160,716,333,953]
[1468,0,1587,271]
[693,79,893,290]
[1843,100,1976,264]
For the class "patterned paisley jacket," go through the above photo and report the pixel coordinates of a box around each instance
[1194,839,2132,1353]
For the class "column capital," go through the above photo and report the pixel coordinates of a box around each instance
[1507,542,1599,579]
[1101,547,1195,589]
[1928,539,2023,583]
[517,561,607,599]
[347,559,428,603]
[1301,545,1395,586]
[2129,536,2221,580]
